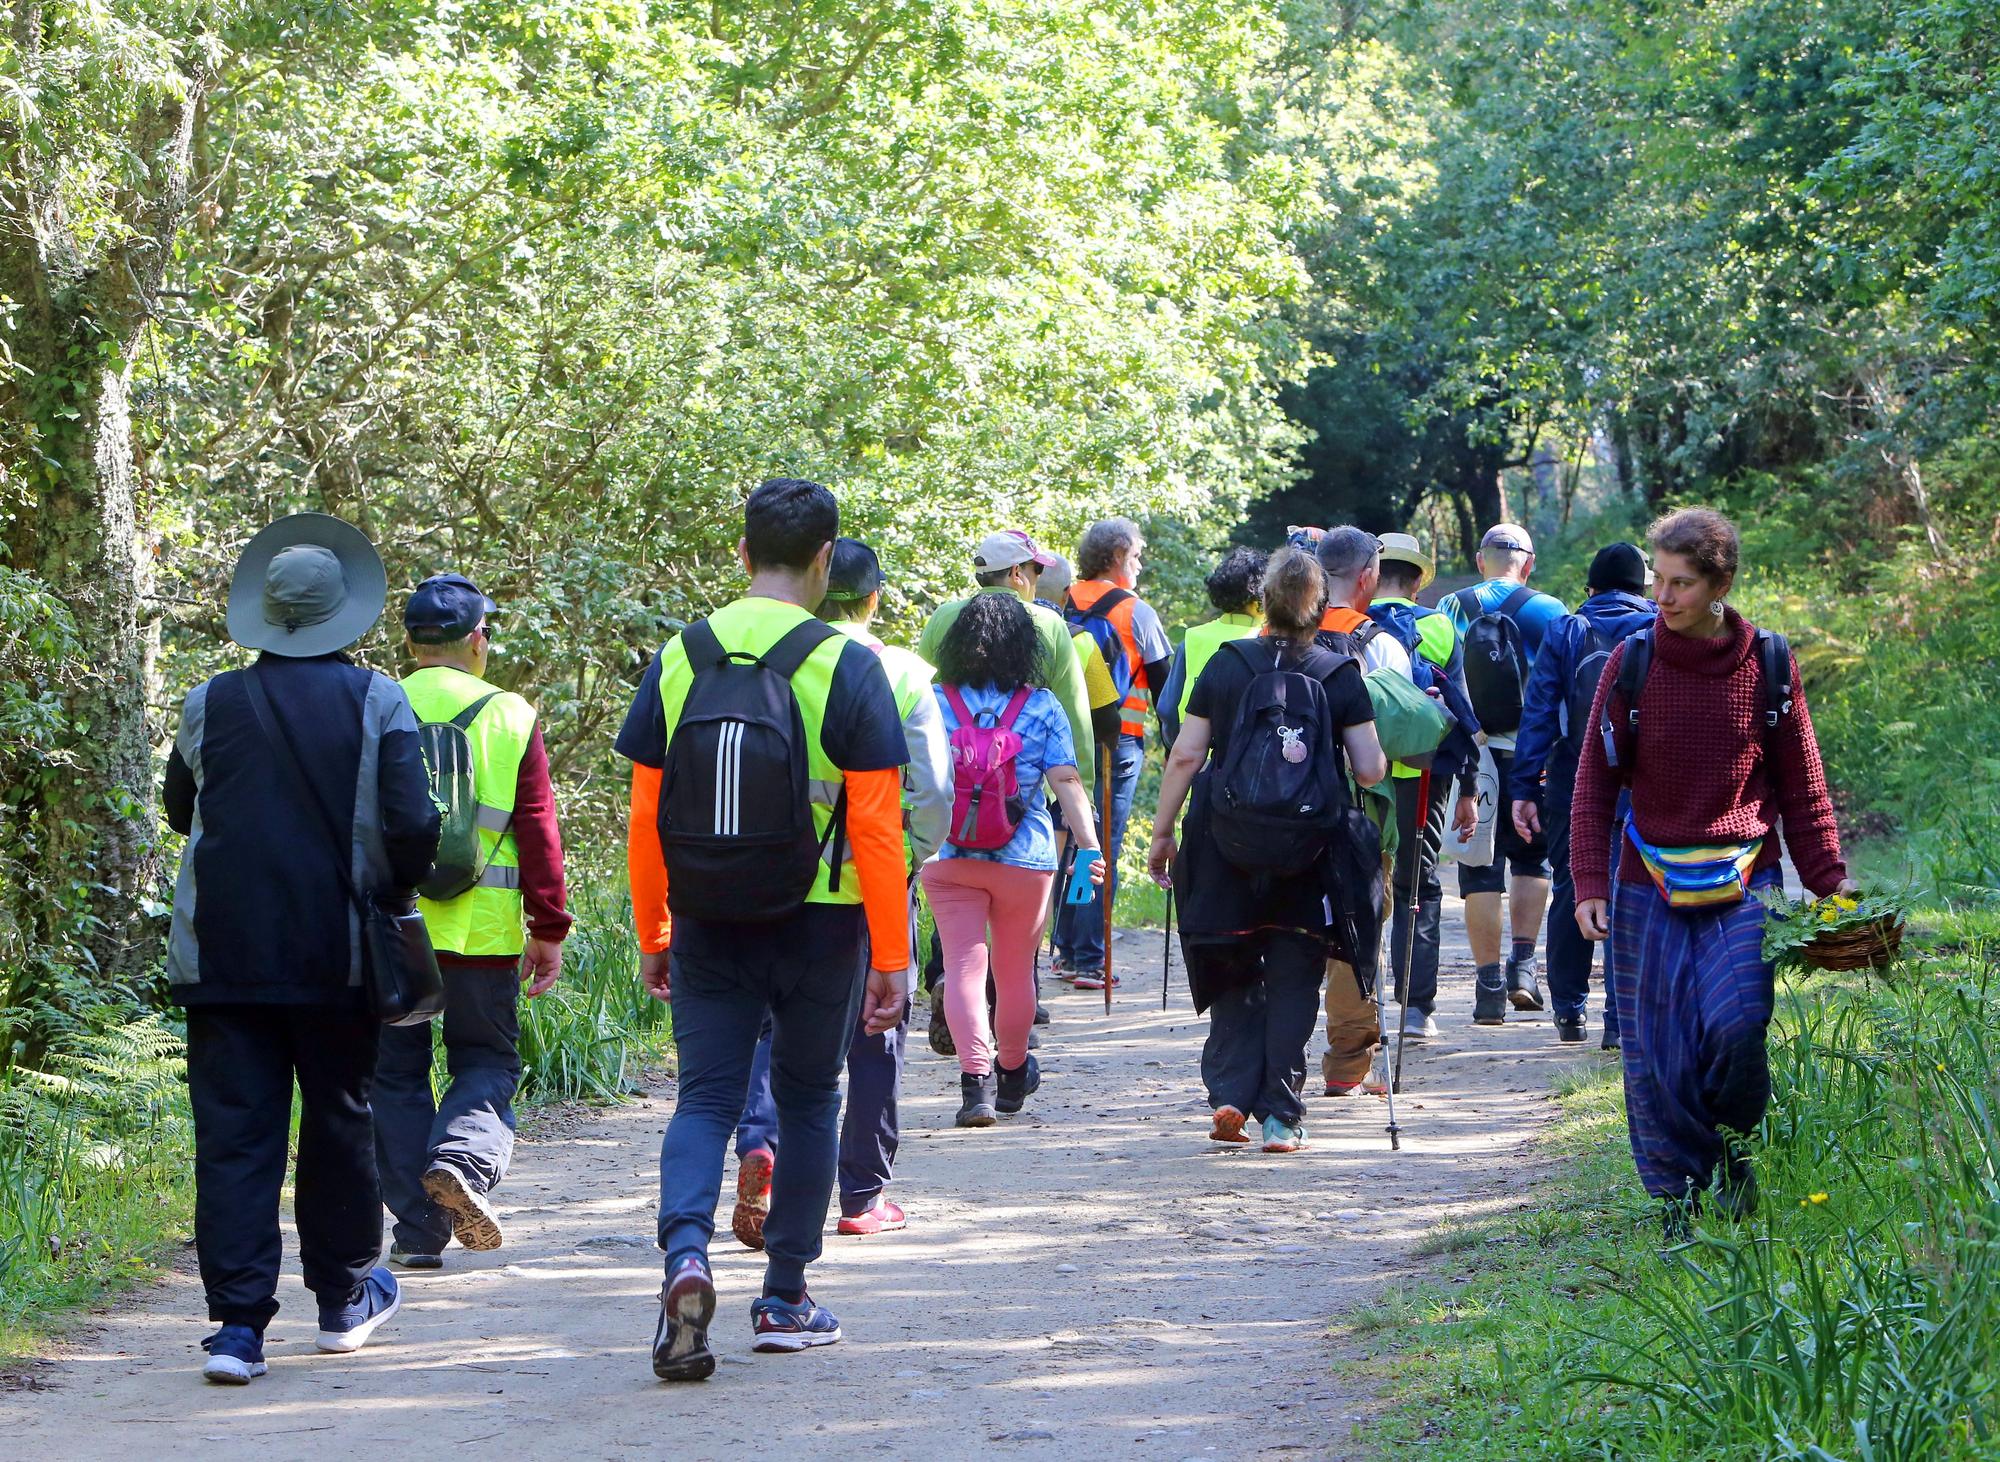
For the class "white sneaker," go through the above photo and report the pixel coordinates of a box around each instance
[1402,1009,1439,1041]
[1363,1050,1392,1096]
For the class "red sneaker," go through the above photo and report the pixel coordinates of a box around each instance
[1071,971,1119,991]
[1209,1106,1251,1144]
[837,1198,908,1236]
[732,1149,773,1251]
[1323,1081,1360,1097]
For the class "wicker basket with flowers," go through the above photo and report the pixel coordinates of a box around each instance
[1758,888,1908,973]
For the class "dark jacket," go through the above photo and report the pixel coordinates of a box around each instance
[164,652,439,1007]
[1512,591,1655,807]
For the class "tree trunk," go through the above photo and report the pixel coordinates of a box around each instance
[0,17,208,990]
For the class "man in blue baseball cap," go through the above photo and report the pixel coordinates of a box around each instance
[374,572,573,1269]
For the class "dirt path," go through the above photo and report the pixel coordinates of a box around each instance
[1,896,1596,1459]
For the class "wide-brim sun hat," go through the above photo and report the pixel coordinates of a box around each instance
[226,512,387,658]
[1375,531,1435,591]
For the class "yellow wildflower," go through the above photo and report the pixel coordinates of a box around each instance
[1834,896,1859,912]
[1820,909,1840,924]
[1808,1192,1829,1205]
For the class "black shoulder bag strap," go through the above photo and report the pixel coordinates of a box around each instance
[1453,587,1483,623]
[759,617,850,891]
[447,690,502,731]
[680,618,729,673]
[1602,628,1655,775]
[1758,630,1793,796]
[1496,583,1535,621]
[242,665,367,916]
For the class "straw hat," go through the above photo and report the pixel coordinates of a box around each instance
[1375,531,1435,591]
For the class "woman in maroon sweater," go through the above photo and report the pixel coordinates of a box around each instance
[1571,509,1856,1230]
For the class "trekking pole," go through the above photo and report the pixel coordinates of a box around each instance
[1373,944,1401,1151]
[1390,766,1435,1098]
[1100,743,1115,1016]
[1161,884,1175,1012]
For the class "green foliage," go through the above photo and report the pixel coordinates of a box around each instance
[0,1014,192,1347]
[515,894,670,1103]
[1360,922,2000,1459]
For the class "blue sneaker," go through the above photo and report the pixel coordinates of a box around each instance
[1260,1115,1307,1153]
[652,1255,717,1382]
[200,1324,267,1384]
[751,1291,843,1352]
[315,1265,402,1353]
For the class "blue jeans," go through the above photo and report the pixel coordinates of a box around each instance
[1055,735,1144,972]
[735,999,909,1217]
[656,909,867,1295]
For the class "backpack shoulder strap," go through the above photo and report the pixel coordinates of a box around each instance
[1496,584,1535,621]
[940,682,974,728]
[1453,587,1483,622]
[446,690,502,731]
[1299,645,1352,684]
[1079,586,1135,622]
[997,684,1034,730]
[1615,627,1654,720]
[680,618,727,674]
[1758,630,1793,731]
[1223,636,1278,672]
[760,618,841,680]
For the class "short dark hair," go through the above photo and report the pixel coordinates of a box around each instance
[935,590,1045,692]
[1376,558,1423,596]
[1205,547,1267,613]
[744,478,838,572]
[974,567,1017,590]
[1315,525,1378,582]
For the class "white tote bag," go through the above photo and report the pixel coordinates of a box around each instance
[1442,743,1499,868]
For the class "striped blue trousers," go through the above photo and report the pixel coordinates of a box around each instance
[1609,869,1780,1200]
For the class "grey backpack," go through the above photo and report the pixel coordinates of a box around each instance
[416,693,502,900]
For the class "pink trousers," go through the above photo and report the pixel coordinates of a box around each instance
[920,857,1055,1077]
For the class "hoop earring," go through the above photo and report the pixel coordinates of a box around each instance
[1710,599,1726,617]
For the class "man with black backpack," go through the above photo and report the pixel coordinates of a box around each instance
[617,479,911,1382]
[374,574,572,1269]
[1509,543,1655,1047]
[1442,524,1570,1024]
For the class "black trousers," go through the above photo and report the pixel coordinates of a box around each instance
[1199,929,1326,1127]
[1390,773,1451,1014]
[374,954,523,1254]
[185,1004,381,1330]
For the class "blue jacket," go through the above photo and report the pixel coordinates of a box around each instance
[1513,591,1656,806]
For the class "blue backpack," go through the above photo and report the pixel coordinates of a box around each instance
[1365,602,1442,696]
[1064,588,1136,702]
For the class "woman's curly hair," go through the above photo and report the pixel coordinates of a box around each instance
[935,591,1046,691]
[1205,547,1267,613]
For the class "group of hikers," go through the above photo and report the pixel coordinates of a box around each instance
[161,477,1852,1386]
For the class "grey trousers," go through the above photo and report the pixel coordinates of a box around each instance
[373,954,522,1255]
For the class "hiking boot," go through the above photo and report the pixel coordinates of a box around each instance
[1554,1015,1586,1043]
[1472,965,1508,1025]
[422,1163,503,1252]
[995,1055,1041,1114]
[956,1072,998,1128]
[751,1291,843,1352]
[732,1148,774,1251]
[200,1324,267,1385]
[1506,955,1545,1011]
[1259,1116,1308,1153]
[652,1255,717,1382]
[1209,1105,1250,1143]
[1034,1002,1051,1026]
[315,1266,401,1353]
[387,1244,443,1270]
[1402,1008,1438,1041]
[1601,1027,1622,1052]
[837,1197,908,1236]
[1323,1080,1360,1097]
[927,1000,955,1057]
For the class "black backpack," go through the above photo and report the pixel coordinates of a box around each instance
[1601,626,1794,786]
[1455,585,1534,734]
[415,691,503,901]
[1558,623,1620,754]
[658,617,845,922]
[1208,640,1354,876]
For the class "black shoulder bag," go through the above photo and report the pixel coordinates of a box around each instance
[243,666,445,1026]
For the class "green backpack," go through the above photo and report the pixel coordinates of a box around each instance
[416,692,502,901]
[1363,667,1450,769]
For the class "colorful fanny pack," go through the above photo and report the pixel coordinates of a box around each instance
[1628,830,1764,908]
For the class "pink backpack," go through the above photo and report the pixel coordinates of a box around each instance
[941,684,1033,851]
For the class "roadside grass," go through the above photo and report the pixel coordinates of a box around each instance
[1349,918,2000,1460]
[514,890,669,1102]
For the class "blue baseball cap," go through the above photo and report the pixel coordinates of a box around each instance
[404,573,497,644]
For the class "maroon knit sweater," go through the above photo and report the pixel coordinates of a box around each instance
[1570,608,1847,904]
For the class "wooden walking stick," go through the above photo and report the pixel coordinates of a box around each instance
[1100,743,1115,1015]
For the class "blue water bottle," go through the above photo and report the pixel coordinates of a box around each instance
[1064,848,1101,905]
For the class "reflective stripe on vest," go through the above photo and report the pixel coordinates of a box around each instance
[1070,580,1151,738]
[1175,613,1261,722]
[658,599,863,906]
[404,665,538,957]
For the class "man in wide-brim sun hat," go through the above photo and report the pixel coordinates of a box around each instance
[164,512,439,1384]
